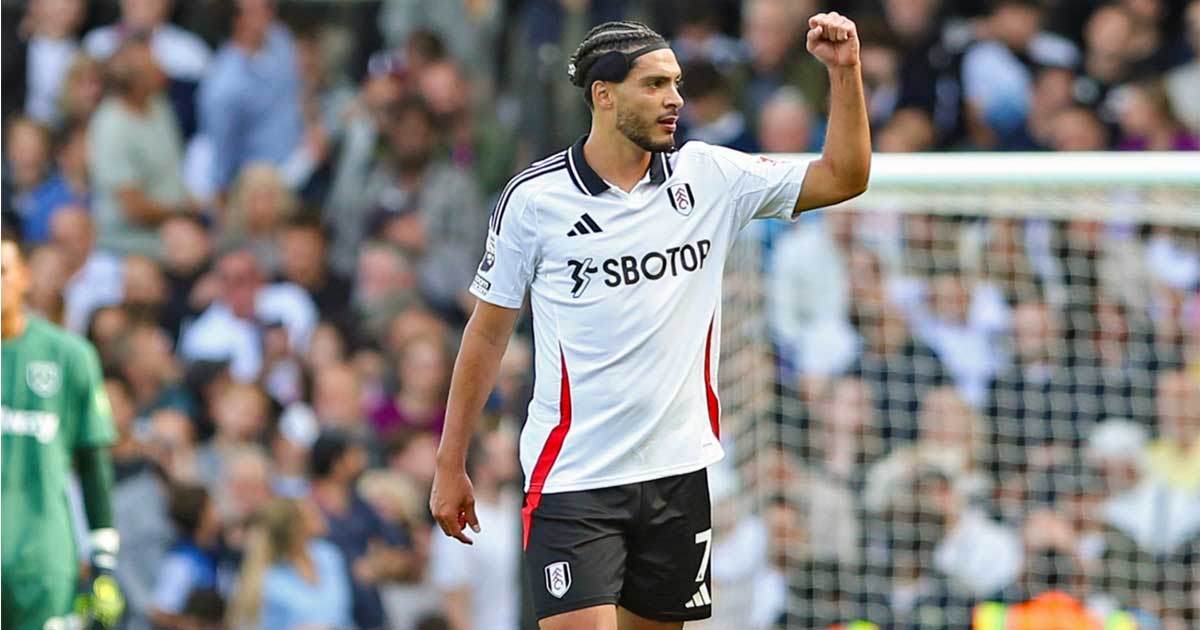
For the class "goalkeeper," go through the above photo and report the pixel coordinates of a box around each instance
[2,232,124,630]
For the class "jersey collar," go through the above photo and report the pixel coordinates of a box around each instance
[568,135,669,196]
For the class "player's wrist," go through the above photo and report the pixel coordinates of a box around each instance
[90,528,120,571]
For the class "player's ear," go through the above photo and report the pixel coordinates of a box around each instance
[592,80,615,111]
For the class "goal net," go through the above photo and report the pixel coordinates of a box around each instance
[710,152,1200,630]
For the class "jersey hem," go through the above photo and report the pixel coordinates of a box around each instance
[526,450,724,495]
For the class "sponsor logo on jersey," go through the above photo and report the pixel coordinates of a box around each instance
[544,561,572,599]
[480,236,497,272]
[471,274,492,295]
[1,406,60,444]
[566,239,712,298]
[667,183,696,216]
[27,361,61,398]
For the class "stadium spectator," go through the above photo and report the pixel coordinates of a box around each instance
[370,336,450,438]
[1165,1,1200,134]
[736,0,827,118]
[847,298,948,445]
[327,97,485,280]
[146,407,202,482]
[960,0,1078,142]
[270,402,319,498]
[294,24,356,145]
[4,116,55,226]
[150,483,226,628]
[108,375,174,630]
[312,361,368,435]
[1114,80,1200,151]
[21,122,89,244]
[880,0,968,148]
[429,429,522,630]
[198,0,314,194]
[219,163,296,272]
[898,267,1008,407]
[83,0,211,138]
[856,22,903,133]
[309,431,413,630]
[276,215,353,328]
[375,201,477,321]
[89,35,192,257]
[25,241,70,321]
[800,377,873,564]
[865,385,989,513]
[228,497,354,630]
[158,213,214,342]
[54,53,106,128]
[195,382,271,489]
[417,58,515,197]
[351,241,419,340]
[113,319,196,418]
[179,248,317,382]
[386,429,439,497]
[49,206,123,334]
[758,86,814,153]
[680,60,760,152]
[18,0,85,125]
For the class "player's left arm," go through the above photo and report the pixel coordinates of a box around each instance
[71,342,124,628]
[794,12,871,214]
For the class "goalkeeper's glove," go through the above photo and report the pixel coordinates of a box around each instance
[84,528,125,629]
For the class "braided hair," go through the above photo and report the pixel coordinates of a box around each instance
[568,21,668,105]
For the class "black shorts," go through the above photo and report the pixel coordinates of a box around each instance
[522,468,713,621]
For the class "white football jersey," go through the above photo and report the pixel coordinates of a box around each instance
[472,137,811,496]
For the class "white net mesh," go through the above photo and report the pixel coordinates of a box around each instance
[712,153,1200,630]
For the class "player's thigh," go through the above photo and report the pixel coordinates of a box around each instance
[617,606,685,630]
[619,469,713,622]
[540,603,619,630]
[1,570,80,630]
[525,486,632,621]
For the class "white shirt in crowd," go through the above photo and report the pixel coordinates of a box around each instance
[26,35,79,124]
[472,137,810,494]
[83,23,210,80]
[63,251,124,334]
[179,283,317,382]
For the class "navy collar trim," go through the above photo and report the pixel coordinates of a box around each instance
[568,135,669,195]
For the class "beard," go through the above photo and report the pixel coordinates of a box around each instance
[616,103,676,153]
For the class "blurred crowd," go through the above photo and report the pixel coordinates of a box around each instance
[0,0,1197,629]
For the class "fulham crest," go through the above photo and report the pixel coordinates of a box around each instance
[667,183,696,216]
[544,561,572,598]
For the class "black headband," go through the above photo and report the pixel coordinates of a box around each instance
[569,42,670,90]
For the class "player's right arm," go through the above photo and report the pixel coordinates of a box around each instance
[432,178,540,545]
[431,300,521,545]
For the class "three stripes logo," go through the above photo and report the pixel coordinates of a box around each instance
[667,183,696,216]
[567,213,603,237]
[684,584,712,609]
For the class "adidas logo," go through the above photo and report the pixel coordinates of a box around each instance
[683,584,711,609]
[567,214,603,237]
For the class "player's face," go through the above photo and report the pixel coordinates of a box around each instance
[614,49,684,153]
[0,241,30,318]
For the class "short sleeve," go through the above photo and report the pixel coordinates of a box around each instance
[469,187,539,309]
[700,143,812,228]
[71,340,116,450]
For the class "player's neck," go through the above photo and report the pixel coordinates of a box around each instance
[0,307,28,340]
[583,125,653,193]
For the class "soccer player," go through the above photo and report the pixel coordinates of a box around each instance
[2,233,125,630]
[431,12,869,629]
